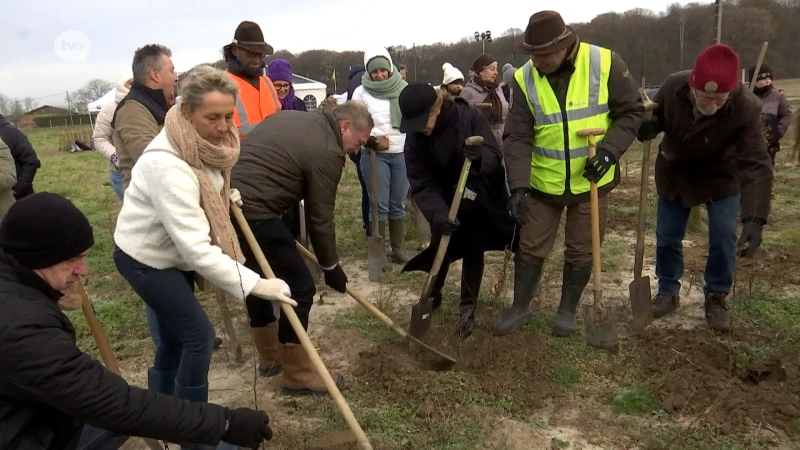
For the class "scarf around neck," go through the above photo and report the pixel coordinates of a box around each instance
[280,86,301,111]
[361,67,408,129]
[164,103,244,266]
[473,78,503,125]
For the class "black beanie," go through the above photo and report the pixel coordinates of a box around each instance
[748,64,772,82]
[0,193,94,269]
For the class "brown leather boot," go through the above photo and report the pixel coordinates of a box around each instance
[652,294,680,318]
[704,292,731,333]
[252,323,281,377]
[278,343,345,396]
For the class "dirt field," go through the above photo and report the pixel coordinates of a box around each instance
[24,78,800,449]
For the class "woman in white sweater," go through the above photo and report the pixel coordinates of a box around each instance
[91,77,131,200]
[113,66,294,435]
[351,48,410,263]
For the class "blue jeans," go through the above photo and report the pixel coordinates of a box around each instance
[109,170,124,200]
[655,195,740,297]
[113,247,215,389]
[359,151,408,222]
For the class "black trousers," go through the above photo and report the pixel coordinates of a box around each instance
[237,217,316,344]
[349,152,370,236]
[431,210,487,306]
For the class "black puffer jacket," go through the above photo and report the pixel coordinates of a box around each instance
[0,115,40,198]
[0,249,229,449]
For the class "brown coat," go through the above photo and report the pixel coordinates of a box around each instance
[503,39,644,206]
[112,101,161,190]
[231,111,346,267]
[649,71,773,222]
[0,138,16,219]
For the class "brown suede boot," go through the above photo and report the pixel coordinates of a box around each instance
[652,294,680,319]
[278,343,345,396]
[704,292,731,333]
[252,323,281,377]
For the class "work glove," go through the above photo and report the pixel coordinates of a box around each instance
[323,264,348,293]
[364,136,379,150]
[583,149,615,183]
[637,119,661,142]
[737,219,765,258]
[463,144,482,162]
[507,188,528,225]
[230,188,243,207]
[433,213,459,236]
[221,408,273,449]
[250,278,297,306]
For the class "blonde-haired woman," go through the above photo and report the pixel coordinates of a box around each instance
[113,65,294,447]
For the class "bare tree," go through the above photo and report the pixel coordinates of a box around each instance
[0,94,10,116]
[10,99,24,119]
[76,79,114,104]
[23,97,37,112]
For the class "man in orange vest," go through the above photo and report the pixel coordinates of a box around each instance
[222,21,281,138]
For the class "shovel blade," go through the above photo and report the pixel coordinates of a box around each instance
[629,276,653,332]
[583,303,619,352]
[367,236,385,282]
[408,299,432,340]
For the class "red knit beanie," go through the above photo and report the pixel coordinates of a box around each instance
[689,44,739,94]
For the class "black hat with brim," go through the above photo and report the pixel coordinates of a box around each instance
[399,82,437,134]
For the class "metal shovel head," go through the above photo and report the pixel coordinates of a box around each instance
[629,275,653,332]
[583,301,619,352]
[409,298,433,340]
[367,235,384,282]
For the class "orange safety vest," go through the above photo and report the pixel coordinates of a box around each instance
[226,71,281,139]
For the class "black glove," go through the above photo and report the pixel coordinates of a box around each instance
[433,213,459,236]
[508,188,528,225]
[637,119,661,142]
[737,219,764,258]
[221,408,273,449]
[364,136,379,150]
[583,149,615,183]
[463,144,482,161]
[323,264,348,293]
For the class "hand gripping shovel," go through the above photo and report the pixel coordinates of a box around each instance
[367,148,386,281]
[232,205,373,450]
[629,100,658,332]
[578,128,618,352]
[408,136,484,341]
[295,242,457,367]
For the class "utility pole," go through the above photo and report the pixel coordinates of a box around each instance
[713,0,723,45]
[412,43,417,81]
[474,30,492,53]
[65,90,74,126]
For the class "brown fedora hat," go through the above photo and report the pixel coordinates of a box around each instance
[230,21,274,56]
[517,11,577,55]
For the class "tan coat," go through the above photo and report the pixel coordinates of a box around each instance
[112,101,161,190]
[0,139,16,219]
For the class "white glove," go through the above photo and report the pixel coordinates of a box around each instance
[250,278,297,306]
[230,188,243,207]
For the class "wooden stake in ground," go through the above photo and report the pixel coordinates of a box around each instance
[232,205,373,450]
[77,280,164,450]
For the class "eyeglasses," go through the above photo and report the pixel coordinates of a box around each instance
[273,83,291,91]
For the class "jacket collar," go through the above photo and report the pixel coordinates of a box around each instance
[130,81,170,113]
[1,250,63,302]
[322,112,344,150]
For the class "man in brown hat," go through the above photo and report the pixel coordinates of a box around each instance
[496,10,643,337]
[222,21,281,139]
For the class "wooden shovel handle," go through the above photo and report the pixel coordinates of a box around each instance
[369,149,380,236]
[587,136,603,304]
[232,206,373,450]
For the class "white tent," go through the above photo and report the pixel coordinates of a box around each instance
[288,74,328,111]
[88,88,116,112]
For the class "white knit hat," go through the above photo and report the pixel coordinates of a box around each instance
[442,63,465,86]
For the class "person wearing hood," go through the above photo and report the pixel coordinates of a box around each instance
[346,64,371,237]
[351,48,411,263]
[0,114,40,200]
[500,63,517,104]
[267,59,307,112]
[222,21,282,139]
[461,54,509,150]
[399,82,518,337]
[93,76,133,200]
[441,63,465,96]
[749,64,792,165]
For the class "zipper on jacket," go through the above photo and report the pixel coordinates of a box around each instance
[561,107,571,195]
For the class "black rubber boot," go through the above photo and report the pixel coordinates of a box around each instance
[457,254,484,338]
[493,254,544,336]
[552,262,592,337]
[430,257,451,311]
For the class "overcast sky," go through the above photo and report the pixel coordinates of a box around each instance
[1,0,701,102]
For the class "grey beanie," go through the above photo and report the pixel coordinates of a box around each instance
[502,63,517,86]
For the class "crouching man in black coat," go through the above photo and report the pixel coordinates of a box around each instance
[399,83,518,338]
[0,193,272,450]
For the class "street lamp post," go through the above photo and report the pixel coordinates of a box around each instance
[474,30,492,53]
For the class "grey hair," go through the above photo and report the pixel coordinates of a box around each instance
[332,101,374,132]
[132,44,172,84]
[179,65,240,112]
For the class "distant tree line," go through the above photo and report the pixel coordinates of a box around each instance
[208,0,799,93]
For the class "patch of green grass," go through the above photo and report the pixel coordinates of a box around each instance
[735,289,800,344]
[611,382,660,415]
[65,291,151,359]
[551,365,582,387]
[550,437,570,449]
[715,338,779,378]
[330,307,396,344]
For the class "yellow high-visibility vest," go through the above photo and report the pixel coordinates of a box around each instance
[515,42,614,195]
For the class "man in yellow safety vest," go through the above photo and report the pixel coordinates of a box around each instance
[495,10,644,337]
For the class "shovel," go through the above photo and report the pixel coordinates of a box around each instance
[629,99,658,332]
[408,136,483,341]
[578,128,618,352]
[367,148,385,281]
[295,242,457,367]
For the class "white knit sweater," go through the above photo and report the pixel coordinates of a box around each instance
[114,129,260,300]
